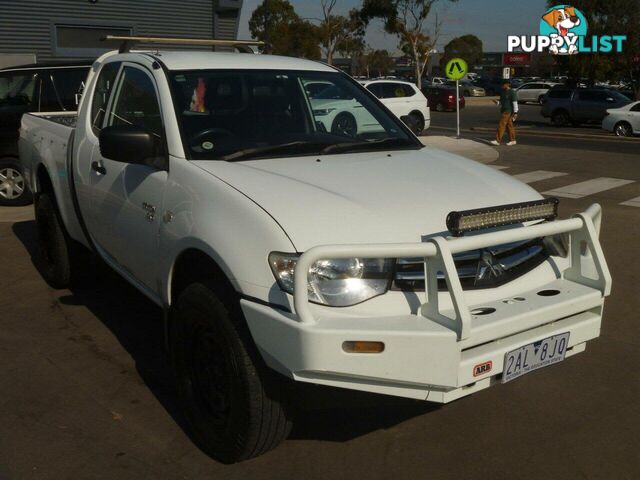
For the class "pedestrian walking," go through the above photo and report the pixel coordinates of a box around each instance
[490,79,518,146]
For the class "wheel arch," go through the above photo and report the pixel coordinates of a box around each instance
[168,247,239,309]
[36,162,54,195]
[409,109,424,121]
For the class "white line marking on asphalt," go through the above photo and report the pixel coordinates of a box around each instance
[490,165,509,170]
[513,170,568,184]
[543,177,635,199]
[620,196,640,207]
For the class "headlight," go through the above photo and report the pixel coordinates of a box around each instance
[269,253,393,307]
[313,108,336,116]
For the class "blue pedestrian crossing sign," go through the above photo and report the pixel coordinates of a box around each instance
[445,58,468,80]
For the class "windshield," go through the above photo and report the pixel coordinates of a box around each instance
[0,72,37,107]
[169,70,419,161]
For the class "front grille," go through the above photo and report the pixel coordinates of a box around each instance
[393,238,548,291]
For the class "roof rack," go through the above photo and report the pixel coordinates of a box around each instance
[102,35,264,54]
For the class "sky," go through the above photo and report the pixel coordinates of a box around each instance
[238,0,550,55]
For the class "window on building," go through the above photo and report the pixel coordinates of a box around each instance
[54,25,132,57]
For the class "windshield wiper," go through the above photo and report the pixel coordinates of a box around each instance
[319,137,416,155]
[220,141,327,161]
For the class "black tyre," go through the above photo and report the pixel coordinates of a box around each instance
[463,89,470,96]
[614,121,633,137]
[0,158,33,206]
[408,111,425,135]
[435,102,445,112]
[171,282,292,463]
[552,110,570,127]
[331,113,358,138]
[35,193,71,288]
[538,95,545,105]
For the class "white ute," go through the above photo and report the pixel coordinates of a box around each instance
[20,38,611,463]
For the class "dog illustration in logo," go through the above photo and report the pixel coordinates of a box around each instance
[542,6,581,54]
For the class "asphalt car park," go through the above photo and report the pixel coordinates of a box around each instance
[1,96,639,478]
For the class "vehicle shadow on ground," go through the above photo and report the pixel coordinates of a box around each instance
[11,220,438,444]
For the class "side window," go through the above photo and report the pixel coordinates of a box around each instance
[378,83,398,98]
[49,69,88,110]
[108,66,162,137]
[548,89,571,99]
[400,84,416,97]
[91,62,121,135]
[39,73,62,111]
[630,103,640,112]
[367,84,384,98]
[578,91,605,102]
[0,72,37,107]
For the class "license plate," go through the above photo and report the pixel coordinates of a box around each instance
[502,333,570,383]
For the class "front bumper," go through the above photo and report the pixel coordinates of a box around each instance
[243,205,610,402]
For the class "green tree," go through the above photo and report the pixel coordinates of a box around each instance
[319,0,365,65]
[249,0,321,59]
[361,0,453,88]
[439,34,483,72]
[355,48,395,77]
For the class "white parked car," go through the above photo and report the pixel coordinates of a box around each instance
[516,82,558,104]
[361,79,430,134]
[307,81,386,137]
[429,76,447,86]
[20,43,611,463]
[602,101,640,137]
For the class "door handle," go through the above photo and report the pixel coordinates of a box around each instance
[91,161,106,175]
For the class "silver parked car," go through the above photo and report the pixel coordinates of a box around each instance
[516,82,557,104]
[602,101,640,137]
[445,80,485,97]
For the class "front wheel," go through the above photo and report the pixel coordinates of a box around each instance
[0,158,33,206]
[614,121,633,137]
[331,113,358,138]
[171,282,292,463]
[435,102,445,112]
[35,193,72,288]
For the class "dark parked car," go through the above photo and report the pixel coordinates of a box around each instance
[0,62,90,206]
[422,86,465,112]
[473,78,504,95]
[541,87,631,127]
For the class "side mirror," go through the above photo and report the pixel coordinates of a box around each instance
[99,125,164,165]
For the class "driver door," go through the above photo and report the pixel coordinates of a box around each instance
[89,63,168,292]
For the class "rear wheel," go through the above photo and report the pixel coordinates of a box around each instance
[435,102,445,112]
[551,110,570,127]
[408,111,425,135]
[614,121,633,137]
[0,158,32,206]
[171,282,292,463]
[35,193,72,288]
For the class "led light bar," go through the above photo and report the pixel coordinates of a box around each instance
[446,198,559,236]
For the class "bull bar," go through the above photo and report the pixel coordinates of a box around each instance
[293,204,611,341]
